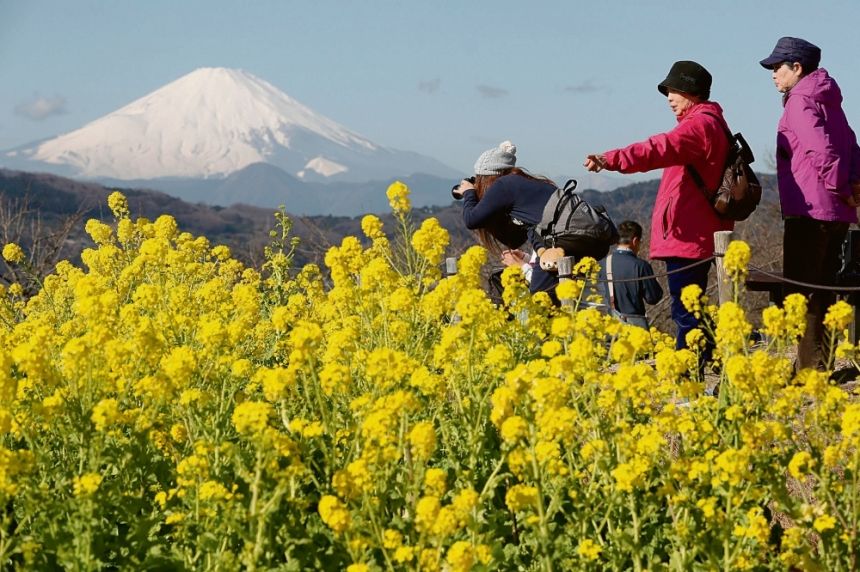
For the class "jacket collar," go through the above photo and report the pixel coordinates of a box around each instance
[677,100,723,123]
[783,68,838,107]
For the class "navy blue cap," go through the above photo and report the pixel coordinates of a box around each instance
[760,37,821,69]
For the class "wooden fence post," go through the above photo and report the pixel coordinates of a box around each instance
[557,257,573,282]
[445,257,458,277]
[557,257,574,308]
[714,230,736,305]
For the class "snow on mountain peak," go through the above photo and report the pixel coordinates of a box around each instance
[298,156,348,179]
[28,67,381,180]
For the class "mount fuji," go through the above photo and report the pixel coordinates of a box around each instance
[2,68,460,213]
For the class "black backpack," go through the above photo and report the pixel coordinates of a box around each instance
[687,112,762,221]
[537,179,619,261]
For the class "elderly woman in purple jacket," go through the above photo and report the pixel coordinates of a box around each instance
[760,37,860,369]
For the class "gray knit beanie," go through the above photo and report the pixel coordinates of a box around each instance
[473,141,517,175]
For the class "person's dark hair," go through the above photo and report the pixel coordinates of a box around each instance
[472,167,556,254]
[617,220,643,244]
[786,60,819,76]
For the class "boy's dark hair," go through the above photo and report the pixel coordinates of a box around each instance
[617,220,643,244]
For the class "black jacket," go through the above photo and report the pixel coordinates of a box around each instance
[461,174,556,249]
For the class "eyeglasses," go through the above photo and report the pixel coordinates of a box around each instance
[771,62,795,72]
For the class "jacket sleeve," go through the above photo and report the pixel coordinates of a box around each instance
[851,131,860,183]
[788,95,851,191]
[603,119,708,174]
[461,181,514,230]
[528,227,545,250]
[640,262,663,305]
[853,143,860,182]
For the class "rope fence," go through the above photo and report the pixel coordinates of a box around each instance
[746,265,860,293]
[444,230,860,340]
[570,256,716,284]
[447,233,860,294]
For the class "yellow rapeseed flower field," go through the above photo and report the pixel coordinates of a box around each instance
[0,184,857,570]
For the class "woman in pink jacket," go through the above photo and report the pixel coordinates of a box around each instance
[584,60,733,359]
[760,37,860,369]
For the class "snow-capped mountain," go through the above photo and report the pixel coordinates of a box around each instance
[4,67,458,182]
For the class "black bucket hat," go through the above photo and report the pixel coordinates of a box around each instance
[657,60,712,100]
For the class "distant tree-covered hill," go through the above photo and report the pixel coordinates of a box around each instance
[0,169,477,280]
[0,167,783,325]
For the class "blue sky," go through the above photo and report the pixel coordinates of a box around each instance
[2,0,859,182]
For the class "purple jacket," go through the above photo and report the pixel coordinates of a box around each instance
[777,68,860,222]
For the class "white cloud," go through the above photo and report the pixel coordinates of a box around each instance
[15,95,68,120]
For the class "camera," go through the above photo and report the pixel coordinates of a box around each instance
[452,176,476,199]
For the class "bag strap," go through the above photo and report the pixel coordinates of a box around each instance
[546,179,579,235]
[606,254,616,311]
[686,164,708,194]
[700,111,734,142]
[686,111,733,195]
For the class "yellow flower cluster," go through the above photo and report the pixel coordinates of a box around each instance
[722,240,751,283]
[231,401,272,436]
[73,472,103,497]
[411,217,450,266]
[386,180,411,216]
[824,300,854,332]
[318,495,351,534]
[2,243,25,264]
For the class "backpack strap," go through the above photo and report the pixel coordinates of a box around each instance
[605,254,616,311]
[686,164,708,194]
[686,111,733,195]
[700,111,734,142]
[545,179,579,236]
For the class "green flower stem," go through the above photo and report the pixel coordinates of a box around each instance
[308,366,333,448]
[0,515,12,566]
[364,495,395,571]
[479,455,506,500]
[434,412,462,478]
[725,486,752,566]
[248,449,263,521]
[667,503,691,571]
[628,495,643,572]
[722,488,732,571]
[850,448,858,571]
[529,443,555,572]
[820,472,850,530]
[297,364,335,483]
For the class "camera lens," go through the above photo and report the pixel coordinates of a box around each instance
[452,177,475,199]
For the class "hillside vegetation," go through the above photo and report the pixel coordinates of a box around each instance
[0,168,783,331]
